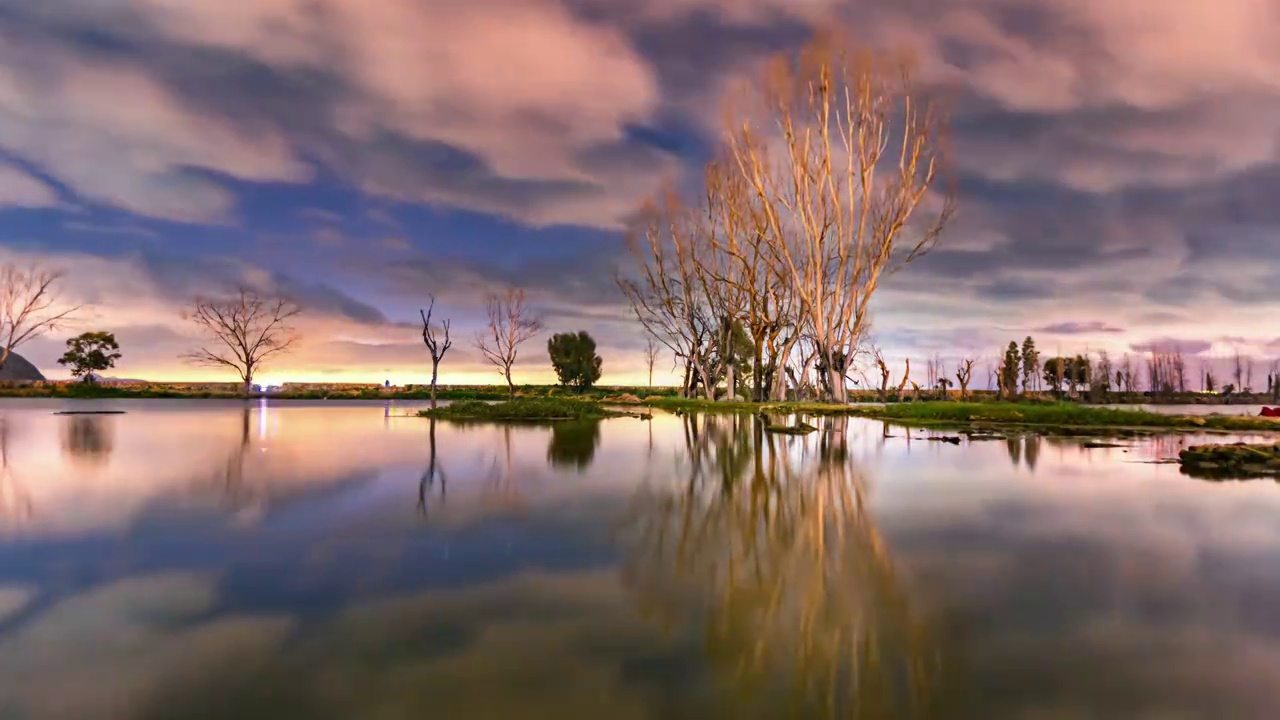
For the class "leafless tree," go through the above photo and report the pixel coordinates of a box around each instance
[183,288,300,394]
[474,287,543,399]
[1233,349,1245,393]
[1,263,81,371]
[644,337,660,387]
[722,33,954,402]
[1172,349,1187,394]
[419,295,452,409]
[956,358,974,401]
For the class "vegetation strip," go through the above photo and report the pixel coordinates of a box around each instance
[418,399,644,421]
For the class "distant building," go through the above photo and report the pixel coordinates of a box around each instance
[0,351,45,382]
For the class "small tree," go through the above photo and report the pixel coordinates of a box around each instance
[475,287,543,399]
[644,338,659,388]
[548,331,603,393]
[1042,357,1068,396]
[419,295,452,409]
[57,331,121,383]
[1,263,81,371]
[183,288,300,394]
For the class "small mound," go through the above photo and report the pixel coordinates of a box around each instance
[603,393,644,404]
[0,350,45,382]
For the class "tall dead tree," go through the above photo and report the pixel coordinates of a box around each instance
[184,288,300,394]
[1,263,81,371]
[873,346,892,401]
[723,33,954,403]
[420,295,452,409]
[956,358,974,401]
[475,287,543,399]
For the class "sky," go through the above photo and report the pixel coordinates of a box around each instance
[1,0,1279,386]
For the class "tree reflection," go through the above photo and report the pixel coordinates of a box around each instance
[545,420,601,471]
[483,425,525,514]
[61,415,114,467]
[418,417,446,519]
[1002,435,1042,472]
[209,405,256,511]
[621,415,936,718]
[0,418,32,525]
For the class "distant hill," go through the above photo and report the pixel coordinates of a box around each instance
[0,351,45,381]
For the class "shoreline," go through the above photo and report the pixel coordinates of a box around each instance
[6,387,1280,434]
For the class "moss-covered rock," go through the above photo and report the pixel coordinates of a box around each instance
[1178,442,1280,480]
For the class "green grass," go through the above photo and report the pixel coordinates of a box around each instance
[418,398,642,421]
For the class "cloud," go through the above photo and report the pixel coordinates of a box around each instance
[0,0,679,229]
[0,573,294,720]
[0,163,57,208]
[1035,321,1125,335]
[1129,338,1214,355]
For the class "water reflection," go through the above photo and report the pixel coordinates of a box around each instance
[418,417,446,519]
[212,406,257,513]
[0,419,32,525]
[623,414,935,718]
[4,402,1280,718]
[546,420,601,471]
[61,415,115,467]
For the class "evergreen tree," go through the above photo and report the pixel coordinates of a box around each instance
[1020,336,1040,393]
[999,342,1021,400]
[547,331,603,392]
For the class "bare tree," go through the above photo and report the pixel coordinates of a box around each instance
[644,337,660,388]
[184,288,300,394]
[420,295,453,409]
[475,287,543,399]
[1,263,81,371]
[723,33,954,402]
[618,194,717,400]
[956,358,974,401]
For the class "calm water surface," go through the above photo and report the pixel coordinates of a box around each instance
[1,399,1279,719]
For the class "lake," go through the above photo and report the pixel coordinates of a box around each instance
[1,399,1279,719]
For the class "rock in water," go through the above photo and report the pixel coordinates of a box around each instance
[0,351,45,382]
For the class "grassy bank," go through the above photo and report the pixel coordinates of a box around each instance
[642,398,1280,433]
[418,398,644,421]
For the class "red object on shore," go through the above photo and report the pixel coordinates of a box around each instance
[1261,407,1280,417]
